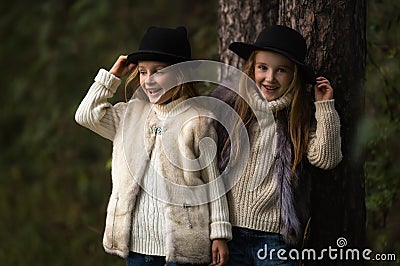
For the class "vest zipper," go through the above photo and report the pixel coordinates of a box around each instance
[111,196,119,248]
[183,203,193,229]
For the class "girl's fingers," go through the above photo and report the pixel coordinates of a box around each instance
[212,250,218,265]
[118,55,128,61]
[110,55,134,77]
[316,77,329,84]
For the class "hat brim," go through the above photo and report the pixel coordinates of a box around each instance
[229,42,316,85]
[127,50,191,64]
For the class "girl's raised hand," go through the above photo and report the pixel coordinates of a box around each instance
[109,55,136,78]
[314,76,334,101]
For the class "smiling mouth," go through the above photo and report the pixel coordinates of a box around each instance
[146,88,163,95]
[262,84,279,92]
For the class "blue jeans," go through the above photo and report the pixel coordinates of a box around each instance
[126,252,209,266]
[227,227,300,266]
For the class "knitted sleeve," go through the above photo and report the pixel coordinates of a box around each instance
[75,69,127,141]
[307,100,343,169]
[195,117,232,241]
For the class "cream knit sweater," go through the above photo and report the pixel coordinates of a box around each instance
[75,69,232,262]
[227,90,342,234]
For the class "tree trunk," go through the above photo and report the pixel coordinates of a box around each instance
[218,1,367,265]
[217,0,278,68]
[279,2,367,264]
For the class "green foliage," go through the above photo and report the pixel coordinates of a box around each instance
[364,0,400,255]
[0,0,217,265]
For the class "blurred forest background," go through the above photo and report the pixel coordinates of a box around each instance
[0,0,399,265]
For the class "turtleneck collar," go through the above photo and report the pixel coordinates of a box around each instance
[248,89,293,114]
[151,96,190,118]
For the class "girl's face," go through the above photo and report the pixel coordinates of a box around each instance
[138,61,178,104]
[254,50,295,101]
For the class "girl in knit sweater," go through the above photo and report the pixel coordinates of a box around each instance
[211,25,342,265]
[75,26,231,266]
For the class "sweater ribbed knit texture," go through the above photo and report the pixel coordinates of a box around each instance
[228,90,342,234]
[131,189,166,255]
[130,96,201,256]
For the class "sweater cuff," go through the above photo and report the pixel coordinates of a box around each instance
[314,100,340,128]
[210,221,232,241]
[314,99,335,117]
[94,69,121,93]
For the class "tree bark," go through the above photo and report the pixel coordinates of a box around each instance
[280,1,367,264]
[217,0,278,68]
[218,1,367,264]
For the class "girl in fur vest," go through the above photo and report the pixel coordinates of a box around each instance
[211,25,342,265]
[75,26,231,266]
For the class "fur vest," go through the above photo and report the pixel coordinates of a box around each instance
[75,70,231,264]
[103,98,231,263]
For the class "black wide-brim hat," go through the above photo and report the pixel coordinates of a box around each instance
[229,25,316,84]
[127,26,192,64]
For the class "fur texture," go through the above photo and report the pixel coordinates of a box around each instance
[274,112,310,246]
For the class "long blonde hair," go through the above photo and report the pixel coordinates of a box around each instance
[124,64,198,102]
[224,51,312,177]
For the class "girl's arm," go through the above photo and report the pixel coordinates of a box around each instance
[75,69,125,140]
[201,120,232,265]
[75,56,135,141]
[307,77,342,169]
